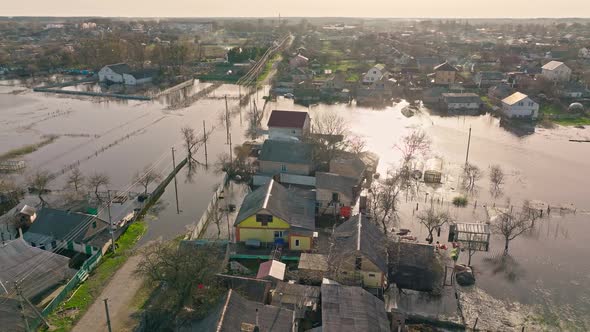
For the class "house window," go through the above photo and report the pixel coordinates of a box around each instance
[31,242,36,247]
[295,239,300,247]
[51,240,57,248]
[280,164,287,172]
[518,102,523,106]
[256,214,273,226]
[529,102,534,106]
[274,231,284,239]
[355,257,362,270]
[342,271,348,275]
[92,220,97,228]
[369,273,376,277]
[332,192,340,203]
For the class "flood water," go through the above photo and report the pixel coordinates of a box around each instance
[2,82,589,328]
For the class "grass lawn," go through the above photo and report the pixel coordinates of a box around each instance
[43,221,147,332]
[256,54,281,84]
[539,104,590,126]
[320,41,345,58]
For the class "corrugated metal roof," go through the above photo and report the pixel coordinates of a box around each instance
[542,60,565,71]
[502,92,529,106]
[267,110,309,128]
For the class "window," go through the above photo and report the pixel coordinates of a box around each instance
[92,220,97,228]
[256,214,273,226]
[31,242,36,247]
[274,231,284,239]
[332,192,340,202]
[295,239,300,247]
[369,273,376,277]
[518,102,523,106]
[51,240,57,248]
[355,257,362,270]
[280,164,287,172]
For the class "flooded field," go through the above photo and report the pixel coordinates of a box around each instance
[2,82,589,328]
[0,81,264,244]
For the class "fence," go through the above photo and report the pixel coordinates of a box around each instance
[33,87,152,101]
[190,173,229,240]
[28,249,103,330]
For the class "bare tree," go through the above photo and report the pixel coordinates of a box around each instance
[489,164,505,197]
[135,240,224,327]
[491,208,533,255]
[67,167,85,193]
[368,170,403,235]
[134,166,163,195]
[394,130,431,166]
[181,126,197,161]
[87,173,110,203]
[27,170,54,207]
[462,163,483,193]
[347,134,367,155]
[307,110,350,165]
[416,208,452,244]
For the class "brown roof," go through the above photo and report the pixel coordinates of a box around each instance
[267,110,309,128]
[434,62,458,72]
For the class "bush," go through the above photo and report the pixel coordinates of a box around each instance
[452,196,468,207]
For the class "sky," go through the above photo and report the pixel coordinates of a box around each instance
[3,0,590,18]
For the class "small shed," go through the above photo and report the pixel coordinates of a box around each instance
[256,260,286,281]
[298,253,328,284]
[423,158,443,183]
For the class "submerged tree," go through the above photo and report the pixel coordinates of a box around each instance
[307,110,351,165]
[368,170,403,235]
[133,166,163,195]
[67,167,85,193]
[462,163,483,193]
[416,208,453,244]
[394,130,431,167]
[87,172,110,203]
[489,164,505,197]
[491,207,534,255]
[27,170,54,207]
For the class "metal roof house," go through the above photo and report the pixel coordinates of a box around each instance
[258,140,314,176]
[234,179,316,251]
[267,110,311,140]
[320,283,390,332]
[23,208,111,255]
[331,214,389,291]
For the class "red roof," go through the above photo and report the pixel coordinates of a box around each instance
[267,110,309,128]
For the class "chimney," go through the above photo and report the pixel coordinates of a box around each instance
[18,227,23,239]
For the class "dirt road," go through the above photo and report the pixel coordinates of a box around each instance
[72,254,143,332]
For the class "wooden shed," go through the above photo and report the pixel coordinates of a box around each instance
[423,157,443,183]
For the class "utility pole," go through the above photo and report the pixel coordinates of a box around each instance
[171,147,180,214]
[203,120,208,166]
[16,282,30,332]
[225,95,230,144]
[106,190,115,254]
[465,126,472,167]
[229,133,233,162]
[103,298,113,332]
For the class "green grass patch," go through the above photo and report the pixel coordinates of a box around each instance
[539,104,563,116]
[540,104,590,126]
[43,221,147,332]
[256,54,281,84]
[481,96,495,108]
[0,135,58,161]
[551,116,590,126]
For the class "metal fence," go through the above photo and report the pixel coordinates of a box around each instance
[190,173,229,240]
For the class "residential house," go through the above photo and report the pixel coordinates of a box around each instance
[579,47,590,59]
[559,82,589,98]
[187,289,296,332]
[501,92,539,120]
[267,110,311,141]
[258,140,313,177]
[488,84,514,101]
[362,64,386,84]
[23,208,111,255]
[320,283,390,332]
[388,241,438,291]
[422,86,449,104]
[415,57,441,72]
[356,76,395,105]
[298,253,329,284]
[474,71,505,88]
[440,93,482,114]
[329,155,366,181]
[433,62,458,85]
[541,61,572,82]
[289,53,309,69]
[98,63,156,85]
[331,214,388,290]
[315,172,359,216]
[234,180,316,251]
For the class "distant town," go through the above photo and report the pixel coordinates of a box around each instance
[1,16,589,332]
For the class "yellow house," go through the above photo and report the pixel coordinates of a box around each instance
[330,214,389,290]
[235,179,316,251]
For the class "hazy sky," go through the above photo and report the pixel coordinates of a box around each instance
[4,0,590,18]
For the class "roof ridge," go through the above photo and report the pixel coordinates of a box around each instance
[262,179,274,209]
[357,214,362,251]
[216,289,233,332]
